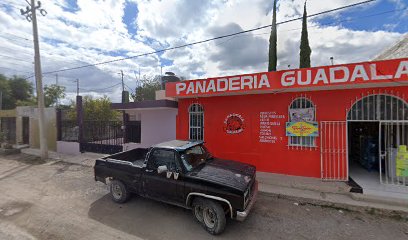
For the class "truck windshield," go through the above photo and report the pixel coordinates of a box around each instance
[180,145,212,172]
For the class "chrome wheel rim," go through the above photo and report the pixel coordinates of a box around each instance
[203,207,216,228]
[112,183,122,199]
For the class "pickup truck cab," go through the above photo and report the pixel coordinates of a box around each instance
[94,140,258,235]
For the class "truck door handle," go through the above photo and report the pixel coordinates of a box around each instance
[145,169,154,173]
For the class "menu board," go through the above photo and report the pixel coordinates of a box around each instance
[259,111,285,143]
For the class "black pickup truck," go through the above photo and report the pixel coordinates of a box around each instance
[94,140,257,235]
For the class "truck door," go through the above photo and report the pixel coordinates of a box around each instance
[143,148,184,204]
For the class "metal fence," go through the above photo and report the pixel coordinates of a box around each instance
[320,121,348,181]
[80,120,124,154]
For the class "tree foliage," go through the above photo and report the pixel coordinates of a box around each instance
[44,84,66,107]
[0,74,34,109]
[67,95,120,122]
[268,0,278,72]
[299,2,312,68]
[131,76,161,102]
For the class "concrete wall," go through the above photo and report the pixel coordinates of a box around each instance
[123,108,177,150]
[16,106,57,151]
[57,141,80,155]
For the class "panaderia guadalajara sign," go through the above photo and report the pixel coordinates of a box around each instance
[165,58,408,97]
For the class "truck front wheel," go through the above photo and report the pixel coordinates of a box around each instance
[200,200,226,235]
[110,180,130,203]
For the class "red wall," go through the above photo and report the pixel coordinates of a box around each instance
[176,86,408,178]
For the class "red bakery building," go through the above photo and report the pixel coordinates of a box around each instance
[165,57,408,188]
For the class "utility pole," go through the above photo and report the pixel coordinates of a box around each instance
[160,65,163,90]
[0,91,2,110]
[120,70,124,91]
[55,73,58,107]
[21,0,48,159]
[75,78,79,96]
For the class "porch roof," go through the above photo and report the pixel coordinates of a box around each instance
[111,99,178,110]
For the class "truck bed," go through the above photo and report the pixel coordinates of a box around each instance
[103,148,149,167]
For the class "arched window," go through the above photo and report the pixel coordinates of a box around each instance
[189,104,204,140]
[288,97,316,147]
[347,94,408,121]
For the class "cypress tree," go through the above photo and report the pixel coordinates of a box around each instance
[299,1,311,68]
[268,0,277,72]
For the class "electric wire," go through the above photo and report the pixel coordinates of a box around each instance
[215,7,407,47]
[42,0,376,75]
[79,83,122,92]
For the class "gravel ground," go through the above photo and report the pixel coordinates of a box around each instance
[0,153,407,240]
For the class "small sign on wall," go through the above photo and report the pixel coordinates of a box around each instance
[286,121,319,137]
[223,113,245,134]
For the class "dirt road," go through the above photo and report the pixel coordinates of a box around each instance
[0,154,407,240]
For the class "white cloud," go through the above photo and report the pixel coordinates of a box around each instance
[0,0,405,104]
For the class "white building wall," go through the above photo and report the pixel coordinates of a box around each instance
[124,108,177,150]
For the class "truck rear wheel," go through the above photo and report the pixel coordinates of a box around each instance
[110,180,130,203]
[200,200,226,235]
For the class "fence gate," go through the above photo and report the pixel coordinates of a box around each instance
[320,121,348,181]
[379,121,408,186]
[80,120,124,154]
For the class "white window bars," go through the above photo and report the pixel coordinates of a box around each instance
[347,94,408,121]
[189,103,204,141]
[288,97,317,148]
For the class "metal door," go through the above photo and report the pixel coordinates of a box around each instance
[379,121,408,186]
[320,121,348,181]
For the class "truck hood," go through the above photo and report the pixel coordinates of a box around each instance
[190,158,256,192]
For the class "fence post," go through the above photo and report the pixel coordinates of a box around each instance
[76,96,84,153]
[56,109,62,141]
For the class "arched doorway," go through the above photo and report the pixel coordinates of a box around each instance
[347,94,408,187]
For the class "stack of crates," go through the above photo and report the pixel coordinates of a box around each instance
[396,145,408,177]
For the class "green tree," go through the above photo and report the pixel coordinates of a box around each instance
[0,74,12,109]
[0,74,34,109]
[268,0,278,72]
[67,95,120,122]
[131,76,161,102]
[299,1,311,68]
[44,84,66,107]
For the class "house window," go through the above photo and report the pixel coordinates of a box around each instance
[288,97,316,148]
[189,103,204,140]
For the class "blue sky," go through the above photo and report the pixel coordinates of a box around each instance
[0,0,406,103]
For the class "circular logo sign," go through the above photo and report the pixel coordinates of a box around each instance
[224,113,245,134]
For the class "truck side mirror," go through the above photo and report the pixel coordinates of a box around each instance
[157,165,168,174]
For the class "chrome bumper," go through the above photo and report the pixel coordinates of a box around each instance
[236,180,258,221]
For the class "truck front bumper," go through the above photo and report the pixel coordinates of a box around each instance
[236,180,258,221]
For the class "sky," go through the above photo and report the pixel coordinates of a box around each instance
[0,0,407,103]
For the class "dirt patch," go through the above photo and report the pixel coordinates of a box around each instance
[55,162,86,174]
[0,201,32,219]
[3,154,46,165]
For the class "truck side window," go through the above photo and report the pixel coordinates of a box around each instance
[148,149,178,172]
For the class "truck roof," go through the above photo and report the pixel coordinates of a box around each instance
[152,140,204,151]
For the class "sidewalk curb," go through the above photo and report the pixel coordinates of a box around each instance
[258,189,408,220]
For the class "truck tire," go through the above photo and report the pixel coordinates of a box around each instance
[192,198,205,223]
[110,180,130,203]
[200,199,226,235]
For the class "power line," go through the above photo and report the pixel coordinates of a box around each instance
[2,32,32,41]
[215,7,408,47]
[42,0,376,75]
[0,66,32,74]
[80,83,122,92]
[0,54,33,63]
